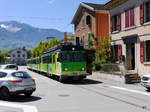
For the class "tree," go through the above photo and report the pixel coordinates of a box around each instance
[91,35,112,70]
[32,40,61,57]
[0,50,9,64]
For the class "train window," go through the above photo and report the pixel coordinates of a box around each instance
[33,59,36,64]
[47,56,52,63]
[57,54,62,62]
[53,55,55,63]
[42,57,46,64]
[74,53,84,62]
[42,56,52,64]
[61,53,84,62]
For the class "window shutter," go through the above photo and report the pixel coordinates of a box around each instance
[117,14,121,31]
[118,44,122,62]
[140,3,144,25]
[130,8,135,26]
[140,41,145,63]
[125,10,129,28]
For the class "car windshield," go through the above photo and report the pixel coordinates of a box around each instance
[12,72,31,78]
[6,65,17,70]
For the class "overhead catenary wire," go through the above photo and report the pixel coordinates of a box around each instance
[0,16,66,21]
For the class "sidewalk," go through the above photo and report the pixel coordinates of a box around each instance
[87,72,144,92]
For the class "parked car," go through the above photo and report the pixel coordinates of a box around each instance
[141,74,150,90]
[0,70,36,100]
[0,64,18,70]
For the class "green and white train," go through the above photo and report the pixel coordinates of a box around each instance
[27,45,90,82]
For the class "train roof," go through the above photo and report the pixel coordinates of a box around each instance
[43,45,84,55]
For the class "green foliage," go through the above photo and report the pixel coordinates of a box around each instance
[91,35,113,70]
[0,50,9,64]
[32,39,61,57]
[85,49,95,74]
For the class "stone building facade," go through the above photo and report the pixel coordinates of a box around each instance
[105,0,150,76]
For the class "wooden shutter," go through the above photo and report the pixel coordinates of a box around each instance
[130,8,135,26]
[140,3,144,25]
[140,41,145,63]
[117,14,121,31]
[118,44,122,62]
[125,10,129,28]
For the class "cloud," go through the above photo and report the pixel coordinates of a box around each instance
[0,24,22,32]
[0,24,9,29]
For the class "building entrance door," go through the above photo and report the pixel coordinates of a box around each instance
[126,43,135,70]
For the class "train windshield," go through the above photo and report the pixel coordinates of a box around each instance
[60,53,85,62]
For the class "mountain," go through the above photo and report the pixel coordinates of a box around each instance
[0,21,65,50]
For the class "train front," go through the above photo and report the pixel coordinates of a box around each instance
[59,45,90,80]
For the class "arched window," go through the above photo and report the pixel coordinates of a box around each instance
[86,16,92,25]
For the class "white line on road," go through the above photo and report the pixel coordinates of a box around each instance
[108,85,150,96]
[0,101,38,112]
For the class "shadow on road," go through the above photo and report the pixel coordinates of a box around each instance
[64,79,103,85]
[146,89,150,92]
[9,95,42,103]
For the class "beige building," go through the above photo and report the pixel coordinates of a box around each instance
[105,0,150,76]
[9,48,28,65]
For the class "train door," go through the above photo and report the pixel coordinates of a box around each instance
[56,53,61,74]
[47,55,51,74]
[52,54,56,74]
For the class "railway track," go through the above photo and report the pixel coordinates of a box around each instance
[74,80,150,111]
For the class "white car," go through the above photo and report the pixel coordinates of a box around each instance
[141,74,150,90]
[0,70,36,100]
[0,64,18,70]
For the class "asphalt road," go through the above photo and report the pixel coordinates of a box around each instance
[1,66,150,112]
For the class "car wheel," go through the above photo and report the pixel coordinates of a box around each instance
[24,92,33,97]
[0,87,11,100]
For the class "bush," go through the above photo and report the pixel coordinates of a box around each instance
[93,61,102,71]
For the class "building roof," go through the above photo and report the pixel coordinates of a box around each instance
[105,0,129,9]
[82,2,107,10]
[10,48,28,53]
[43,45,84,55]
[71,2,107,24]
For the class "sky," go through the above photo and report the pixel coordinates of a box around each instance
[0,0,110,33]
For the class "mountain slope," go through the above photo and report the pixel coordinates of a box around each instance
[0,21,64,50]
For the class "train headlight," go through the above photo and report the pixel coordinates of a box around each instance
[65,68,68,71]
[82,68,85,71]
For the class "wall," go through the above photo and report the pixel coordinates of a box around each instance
[96,12,110,48]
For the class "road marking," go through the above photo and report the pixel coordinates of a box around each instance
[108,85,150,96]
[0,101,38,112]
